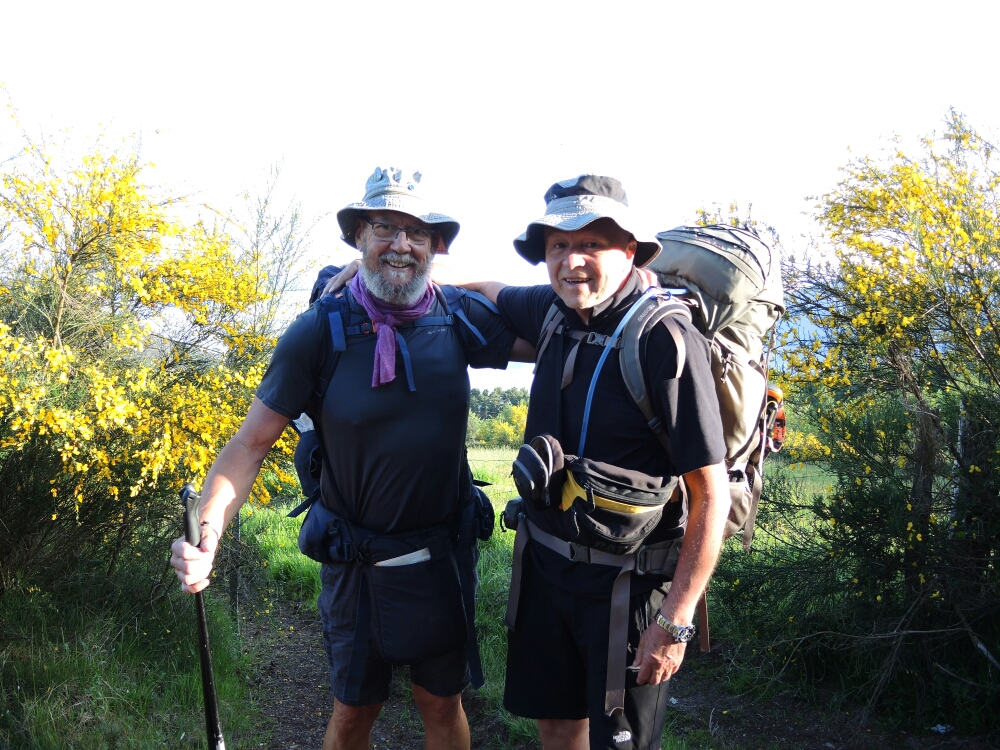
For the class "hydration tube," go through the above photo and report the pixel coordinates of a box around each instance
[577,288,665,456]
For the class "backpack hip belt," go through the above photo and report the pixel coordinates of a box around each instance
[504,515,682,718]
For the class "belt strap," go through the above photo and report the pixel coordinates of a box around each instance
[457,545,485,689]
[504,518,530,630]
[525,518,631,567]
[504,518,636,716]
[605,556,636,716]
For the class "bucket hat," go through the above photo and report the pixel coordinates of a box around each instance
[337,167,460,252]
[513,175,660,267]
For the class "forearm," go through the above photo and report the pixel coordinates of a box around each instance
[428,261,510,304]
[198,437,269,537]
[459,280,509,305]
[198,397,291,538]
[660,462,729,625]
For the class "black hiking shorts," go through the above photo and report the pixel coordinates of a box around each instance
[504,553,672,750]
[318,562,470,706]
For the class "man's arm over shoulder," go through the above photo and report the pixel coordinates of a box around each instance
[456,289,519,369]
[456,282,556,363]
[495,284,559,345]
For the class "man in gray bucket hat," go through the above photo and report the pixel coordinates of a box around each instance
[171,167,522,750]
[462,174,730,750]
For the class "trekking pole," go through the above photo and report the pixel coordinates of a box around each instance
[181,484,226,750]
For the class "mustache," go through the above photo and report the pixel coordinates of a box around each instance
[380,252,419,267]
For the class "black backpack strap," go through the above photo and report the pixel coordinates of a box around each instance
[315,292,350,404]
[534,302,564,373]
[287,293,352,518]
[434,285,498,347]
[618,293,693,459]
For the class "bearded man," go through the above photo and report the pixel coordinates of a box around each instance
[170,167,519,750]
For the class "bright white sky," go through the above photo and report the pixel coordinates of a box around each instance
[4,0,999,390]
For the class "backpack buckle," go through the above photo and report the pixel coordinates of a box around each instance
[568,542,592,563]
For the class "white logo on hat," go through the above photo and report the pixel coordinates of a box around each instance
[612,729,632,744]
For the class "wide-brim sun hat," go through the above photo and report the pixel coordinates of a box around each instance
[337,166,460,253]
[513,175,660,267]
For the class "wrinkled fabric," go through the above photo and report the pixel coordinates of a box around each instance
[349,274,434,386]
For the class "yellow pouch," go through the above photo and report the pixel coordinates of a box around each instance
[560,471,661,514]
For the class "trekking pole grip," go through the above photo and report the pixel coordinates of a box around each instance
[181,483,202,548]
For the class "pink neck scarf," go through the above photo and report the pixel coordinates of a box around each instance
[349,274,435,387]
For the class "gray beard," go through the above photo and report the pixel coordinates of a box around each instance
[358,249,433,306]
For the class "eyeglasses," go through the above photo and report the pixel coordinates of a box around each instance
[362,218,434,246]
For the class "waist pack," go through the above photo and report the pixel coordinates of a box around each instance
[298,499,471,664]
[512,434,679,556]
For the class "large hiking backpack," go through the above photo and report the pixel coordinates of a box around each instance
[645,224,785,550]
[529,223,784,551]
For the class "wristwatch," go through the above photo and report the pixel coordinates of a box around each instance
[654,612,696,643]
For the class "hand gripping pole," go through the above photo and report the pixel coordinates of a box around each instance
[181,484,226,750]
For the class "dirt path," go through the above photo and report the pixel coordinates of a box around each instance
[247,600,522,750]
[247,601,993,750]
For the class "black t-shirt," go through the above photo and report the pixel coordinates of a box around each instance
[497,271,726,596]
[257,287,515,534]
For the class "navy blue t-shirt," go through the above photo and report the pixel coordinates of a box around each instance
[497,271,726,595]
[257,287,515,534]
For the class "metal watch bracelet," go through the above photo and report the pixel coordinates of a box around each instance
[654,612,696,643]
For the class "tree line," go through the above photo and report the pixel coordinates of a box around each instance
[468,387,528,447]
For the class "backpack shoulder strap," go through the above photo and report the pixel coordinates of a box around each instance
[288,291,352,519]
[431,285,499,347]
[309,291,352,414]
[618,293,693,457]
[534,302,565,372]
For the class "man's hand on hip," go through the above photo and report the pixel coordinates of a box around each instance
[633,620,687,685]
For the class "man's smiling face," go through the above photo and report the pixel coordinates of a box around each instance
[544,218,637,322]
[355,210,435,305]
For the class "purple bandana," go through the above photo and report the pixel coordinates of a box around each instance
[350,274,435,387]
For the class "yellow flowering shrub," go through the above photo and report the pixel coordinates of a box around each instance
[0,129,296,593]
[759,112,1000,722]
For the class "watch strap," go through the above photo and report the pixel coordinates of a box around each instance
[654,612,696,642]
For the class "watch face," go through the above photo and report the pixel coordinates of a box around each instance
[674,626,695,643]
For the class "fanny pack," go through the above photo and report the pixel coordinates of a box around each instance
[297,498,483,667]
[512,434,680,555]
[508,434,683,718]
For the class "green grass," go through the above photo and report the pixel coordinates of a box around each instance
[468,447,541,746]
[0,570,264,749]
[239,503,322,604]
